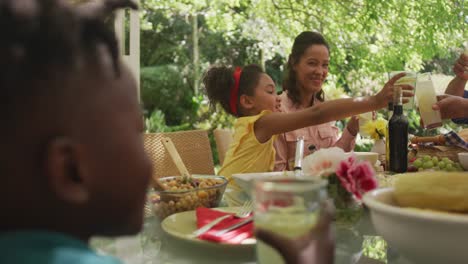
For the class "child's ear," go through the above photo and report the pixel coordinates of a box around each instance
[239,94,255,110]
[44,137,89,204]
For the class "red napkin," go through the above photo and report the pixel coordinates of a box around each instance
[195,207,253,244]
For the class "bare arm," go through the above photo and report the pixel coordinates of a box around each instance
[445,53,468,97]
[273,134,289,171]
[255,96,377,142]
[445,76,467,97]
[255,73,413,143]
[333,129,356,152]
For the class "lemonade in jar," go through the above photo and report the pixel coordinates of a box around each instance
[415,73,442,129]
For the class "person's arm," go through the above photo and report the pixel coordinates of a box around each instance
[333,116,358,152]
[333,129,357,152]
[273,134,289,171]
[433,94,468,122]
[445,76,467,97]
[445,53,468,96]
[254,73,413,143]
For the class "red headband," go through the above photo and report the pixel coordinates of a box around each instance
[229,67,242,116]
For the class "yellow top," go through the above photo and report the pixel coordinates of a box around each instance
[218,110,277,181]
[218,110,277,206]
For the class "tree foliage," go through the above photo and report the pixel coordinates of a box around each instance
[139,0,467,135]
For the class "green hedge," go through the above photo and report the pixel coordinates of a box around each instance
[140,65,198,126]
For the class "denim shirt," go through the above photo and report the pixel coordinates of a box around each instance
[0,231,122,264]
[452,90,468,124]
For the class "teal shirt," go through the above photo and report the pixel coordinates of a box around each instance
[0,231,122,264]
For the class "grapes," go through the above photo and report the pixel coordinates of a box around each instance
[438,161,446,169]
[410,155,464,172]
[423,161,434,169]
[413,159,422,168]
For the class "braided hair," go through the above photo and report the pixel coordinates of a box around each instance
[0,0,137,116]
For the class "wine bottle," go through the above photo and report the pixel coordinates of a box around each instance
[388,87,408,173]
[385,102,393,170]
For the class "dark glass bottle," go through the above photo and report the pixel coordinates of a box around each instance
[385,102,393,170]
[388,91,408,173]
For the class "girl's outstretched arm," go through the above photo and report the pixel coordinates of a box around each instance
[255,73,413,143]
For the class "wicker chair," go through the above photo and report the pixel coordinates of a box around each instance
[213,128,233,165]
[144,130,215,183]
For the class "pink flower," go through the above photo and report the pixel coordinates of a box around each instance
[302,147,346,177]
[335,158,377,200]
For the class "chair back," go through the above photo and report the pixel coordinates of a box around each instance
[144,130,215,182]
[213,128,233,165]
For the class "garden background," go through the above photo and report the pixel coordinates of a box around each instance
[77,0,468,165]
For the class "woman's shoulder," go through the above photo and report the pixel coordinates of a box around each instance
[278,92,297,112]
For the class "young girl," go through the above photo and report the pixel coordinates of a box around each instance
[203,64,412,205]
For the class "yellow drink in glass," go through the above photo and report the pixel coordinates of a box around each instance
[359,112,374,137]
[389,71,417,110]
[415,73,442,129]
[254,178,327,264]
[256,212,318,264]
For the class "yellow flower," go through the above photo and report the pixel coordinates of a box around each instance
[361,119,387,140]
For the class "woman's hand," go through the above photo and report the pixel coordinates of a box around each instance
[255,201,335,264]
[373,72,414,108]
[346,116,359,136]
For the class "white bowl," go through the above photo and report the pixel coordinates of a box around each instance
[458,153,468,170]
[231,171,295,196]
[363,188,468,264]
[346,151,379,165]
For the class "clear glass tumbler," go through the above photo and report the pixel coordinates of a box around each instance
[254,178,328,264]
[415,73,442,129]
[359,111,374,137]
[389,71,417,110]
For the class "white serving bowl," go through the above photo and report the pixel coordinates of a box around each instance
[346,151,379,165]
[458,152,468,170]
[231,171,295,197]
[363,188,468,264]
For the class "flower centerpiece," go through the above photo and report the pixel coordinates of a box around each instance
[361,118,387,155]
[302,147,378,224]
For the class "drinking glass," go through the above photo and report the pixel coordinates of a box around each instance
[415,73,442,129]
[388,71,417,110]
[254,178,328,264]
[359,111,374,137]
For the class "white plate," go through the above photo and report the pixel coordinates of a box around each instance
[161,207,256,248]
[231,171,295,197]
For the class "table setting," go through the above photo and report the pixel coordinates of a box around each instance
[93,130,468,264]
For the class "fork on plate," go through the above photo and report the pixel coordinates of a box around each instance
[189,200,253,238]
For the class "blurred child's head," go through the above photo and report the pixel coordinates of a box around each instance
[0,0,152,240]
[203,64,280,117]
[284,31,330,105]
